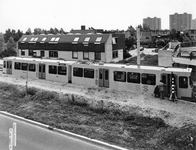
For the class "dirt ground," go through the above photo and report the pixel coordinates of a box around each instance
[1,72,196,128]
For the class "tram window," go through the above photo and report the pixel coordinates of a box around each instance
[14,62,21,70]
[29,64,36,72]
[114,71,126,82]
[84,68,94,78]
[3,61,6,68]
[49,65,57,74]
[179,76,188,88]
[21,63,28,71]
[127,72,140,84]
[105,70,109,80]
[73,67,83,77]
[58,66,67,75]
[141,73,156,85]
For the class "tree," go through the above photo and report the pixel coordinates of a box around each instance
[4,29,12,43]
[7,37,16,51]
[0,33,4,53]
[0,36,16,57]
[25,28,32,35]
[33,28,42,35]
[59,28,66,34]
[49,28,55,34]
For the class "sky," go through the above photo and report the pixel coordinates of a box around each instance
[0,0,196,33]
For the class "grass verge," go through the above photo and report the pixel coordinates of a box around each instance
[0,82,195,150]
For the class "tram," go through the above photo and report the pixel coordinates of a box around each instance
[3,57,193,99]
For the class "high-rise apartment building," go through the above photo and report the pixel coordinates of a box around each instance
[169,13,192,31]
[191,18,196,29]
[143,17,161,30]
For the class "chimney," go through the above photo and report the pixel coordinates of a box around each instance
[81,25,86,30]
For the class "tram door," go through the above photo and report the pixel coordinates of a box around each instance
[161,73,176,97]
[6,61,12,74]
[99,69,109,88]
[39,64,46,79]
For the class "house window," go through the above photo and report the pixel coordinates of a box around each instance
[127,72,140,84]
[95,52,101,60]
[14,62,21,70]
[49,51,53,57]
[84,68,94,78]
[179,76,188,88]
[49,65,57,74]
[58,66,67,75]
[114,71,126,82]
[21,63,28,71]
[83,52,89,60]
[49,51,58,57]
[72,52,78,59]
[112,37,118,44]
[29,64,36,72]
[141,73,156,85]
[21,50,25,56]
[113,51,118,58]
[54,51,58,57]
[41,51,45,57]
[29,50,34,56]
[73,67,83,77]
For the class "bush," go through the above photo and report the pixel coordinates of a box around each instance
[32,91,59,101]
[26,87,38,96]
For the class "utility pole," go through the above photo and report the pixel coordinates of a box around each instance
[26,64,29,96]
[137,27,141,66]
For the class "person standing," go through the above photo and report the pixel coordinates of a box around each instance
[159,80,165,99]
[169,80,177,102]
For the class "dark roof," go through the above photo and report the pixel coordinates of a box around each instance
[19,34,110,44]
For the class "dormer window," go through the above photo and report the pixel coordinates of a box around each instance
[50,37,56,41]
[72,37,79,44]
[55,37,60,41]
[42,37,47,41]
[84,37,90,42]
[95,37,102,42]
[73,37,79,42]
[30,38,35,41]
[34,37,38,41]
[94,37,102,44]
[22,37,27,41]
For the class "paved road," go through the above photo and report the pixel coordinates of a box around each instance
[0,112,127,150]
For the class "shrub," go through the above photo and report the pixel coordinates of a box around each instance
[27,87,38,96]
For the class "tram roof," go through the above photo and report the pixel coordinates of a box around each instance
[4,57,192,73]
[74,61,192,73]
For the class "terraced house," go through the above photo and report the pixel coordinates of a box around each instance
[17,33,125,63]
